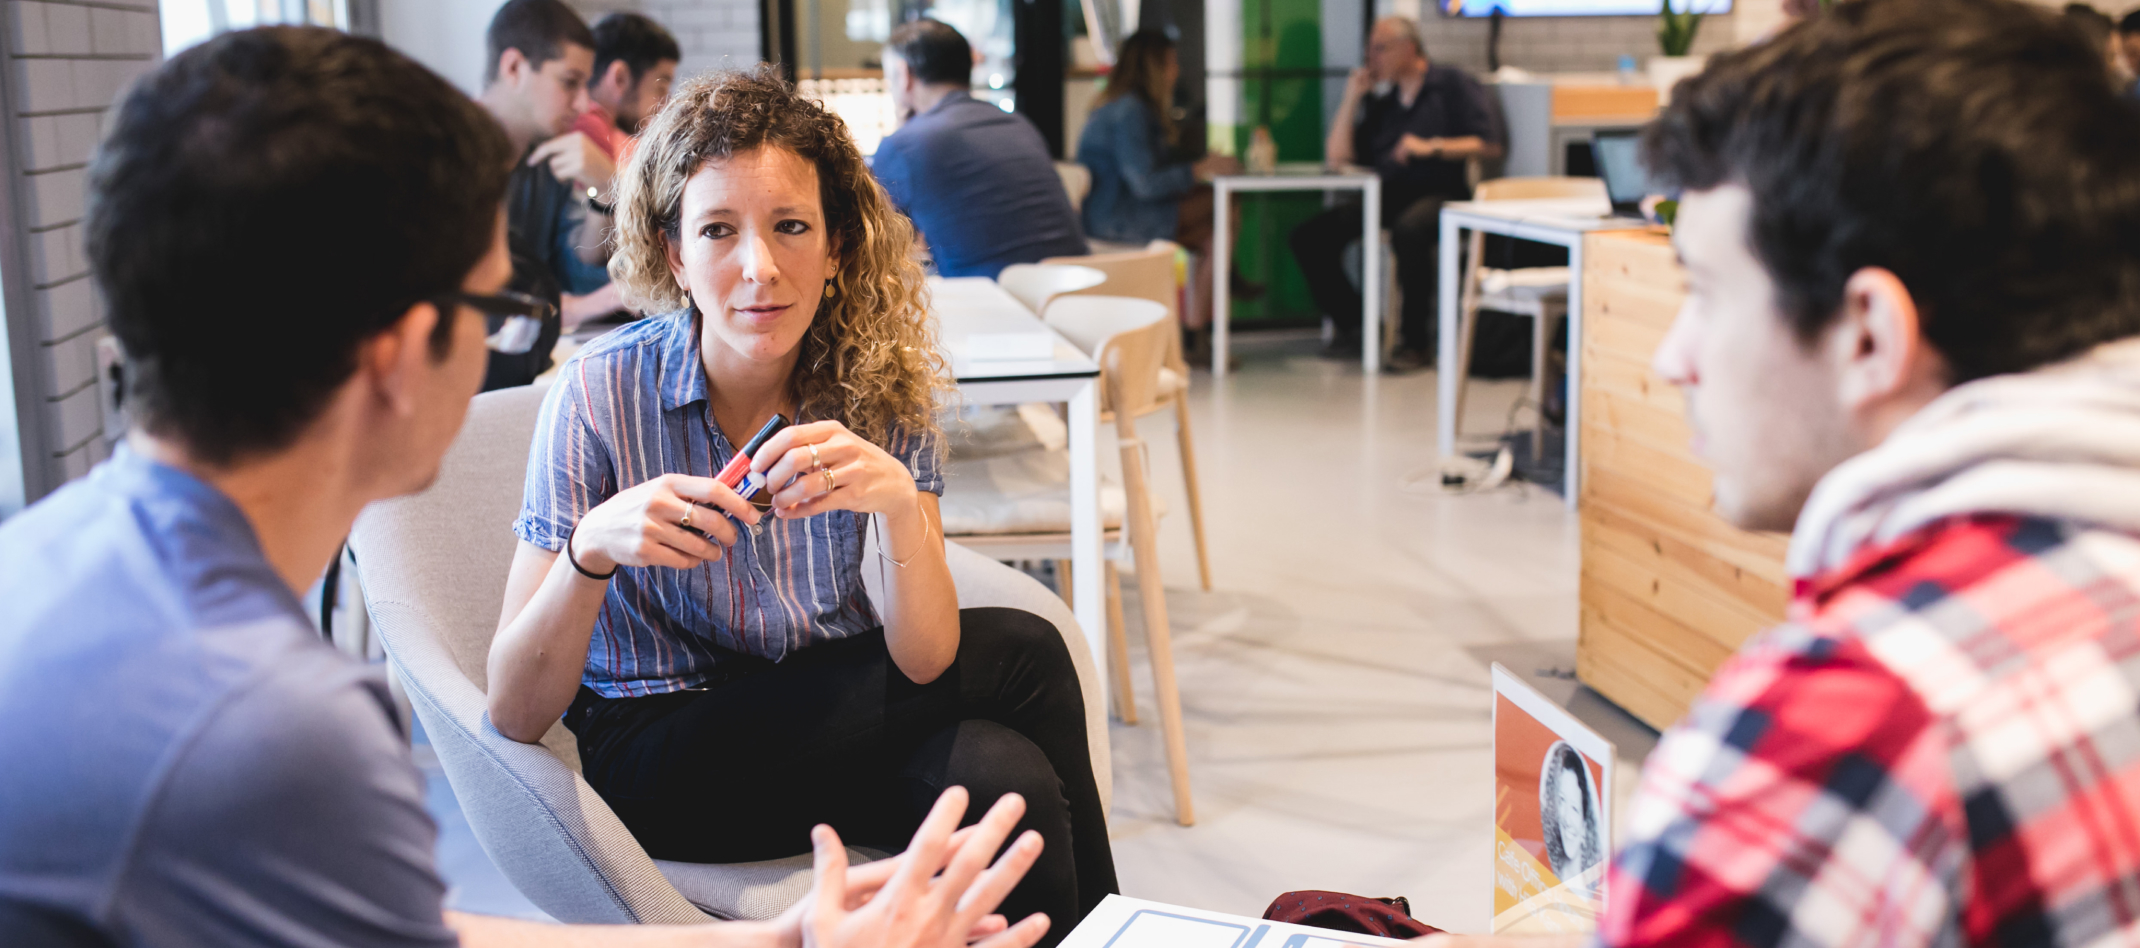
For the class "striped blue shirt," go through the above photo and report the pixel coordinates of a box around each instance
[514,310,944,698]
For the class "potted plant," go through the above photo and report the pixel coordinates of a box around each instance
[1649,0,1708,92]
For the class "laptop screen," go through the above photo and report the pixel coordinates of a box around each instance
[1592,132,1653,208]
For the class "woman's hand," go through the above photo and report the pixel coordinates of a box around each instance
[569,473,762,573]
[753,421,920,521]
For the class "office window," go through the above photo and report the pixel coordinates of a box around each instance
[161,0,349,57]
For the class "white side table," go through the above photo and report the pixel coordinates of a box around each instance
[1212,167,1382,376]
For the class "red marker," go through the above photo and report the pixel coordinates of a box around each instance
[713,413,789,502]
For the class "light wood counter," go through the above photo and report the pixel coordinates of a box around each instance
[1575,229,1790,730]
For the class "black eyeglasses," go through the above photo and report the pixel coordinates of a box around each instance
[433,291,557,354]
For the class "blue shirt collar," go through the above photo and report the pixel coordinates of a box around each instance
[91,441,302,624]
[655,308,710,411]
[925,89,974,117]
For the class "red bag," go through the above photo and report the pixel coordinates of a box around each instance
[1264,890,1444,939]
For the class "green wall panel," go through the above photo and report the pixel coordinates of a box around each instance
[1228,0,1326,323]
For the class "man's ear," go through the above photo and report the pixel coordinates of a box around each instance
[1828,266,1944,417]
[361,301,444,417]
[496,47,529,86]
[599,60,632,97]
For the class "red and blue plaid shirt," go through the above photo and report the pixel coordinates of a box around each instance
[1601,514,2140,948]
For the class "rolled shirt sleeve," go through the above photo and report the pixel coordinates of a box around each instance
[515,362,618,552]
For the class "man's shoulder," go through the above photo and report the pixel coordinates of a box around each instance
[1812,514,2140,712]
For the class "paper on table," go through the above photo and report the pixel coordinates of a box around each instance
[1059,895,1413,948]
[964,332,1057,361]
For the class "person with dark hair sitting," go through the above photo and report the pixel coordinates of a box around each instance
[1399,1,2140,946]
[577,12,680,165]
[870,19,1086,279]
[553,12,682,302]
[1074,30,1240,350]
[478,0,613,385]
[0,25,1046,948]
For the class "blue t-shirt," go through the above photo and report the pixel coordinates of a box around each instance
[0,447,456,947]
[872,91,1088,278]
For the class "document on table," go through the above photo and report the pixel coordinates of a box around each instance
[1059,895,1413,948]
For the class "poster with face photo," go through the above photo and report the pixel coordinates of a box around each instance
[1491,664,1613,935]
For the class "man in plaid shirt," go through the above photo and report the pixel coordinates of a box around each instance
[1425,1,2140,946]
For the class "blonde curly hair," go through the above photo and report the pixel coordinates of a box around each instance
[608,66,947,448]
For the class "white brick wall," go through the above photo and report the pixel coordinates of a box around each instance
[1416,10,1739,75]
[4,0,159,492]
[569,0,763,80]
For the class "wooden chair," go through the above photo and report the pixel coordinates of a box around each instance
[939,296,1196,826]
[1452,177,1608,453]
[1040,240,1214,592]
[1054,161,1092,212]
[996,263,1106,317]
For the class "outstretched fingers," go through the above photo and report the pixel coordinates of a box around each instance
[877,785,970,909]
[972,912,1051,948]
[937,792,1027,901]
[809,824,851,927]
[952,828,1043,935]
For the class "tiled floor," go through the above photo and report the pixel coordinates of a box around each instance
[423,329,1583,933]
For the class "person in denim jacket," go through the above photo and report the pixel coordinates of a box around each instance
[1075,31,1239,348]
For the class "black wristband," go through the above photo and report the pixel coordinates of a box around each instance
[564,521,616,580]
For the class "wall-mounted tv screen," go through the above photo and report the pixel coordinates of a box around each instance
[1441,0,1728,16]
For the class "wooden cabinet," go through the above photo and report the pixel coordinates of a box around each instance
[1576,230,1790,730]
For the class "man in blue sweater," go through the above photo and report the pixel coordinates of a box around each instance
[872,19,1088,279]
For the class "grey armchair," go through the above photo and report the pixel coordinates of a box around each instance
[350,381,1110,923]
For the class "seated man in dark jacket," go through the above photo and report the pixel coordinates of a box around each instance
[1290,16,1496,367]
[871,19,1087,279]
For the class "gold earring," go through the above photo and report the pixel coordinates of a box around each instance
[824,280,837,299]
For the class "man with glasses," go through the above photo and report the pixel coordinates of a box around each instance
[1289,16,1497,369]
[0,25,1044,948]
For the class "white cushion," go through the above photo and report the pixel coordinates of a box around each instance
[940,446,1130,536]
[939,405,1168,536]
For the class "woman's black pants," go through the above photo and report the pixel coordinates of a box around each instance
[565,607,1116,944]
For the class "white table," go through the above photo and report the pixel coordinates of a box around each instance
[1212,166,1381,376]
[1435,198,1646,509]
[929,277,1108,685]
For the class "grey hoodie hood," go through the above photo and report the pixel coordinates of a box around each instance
[1788,337,2140,579]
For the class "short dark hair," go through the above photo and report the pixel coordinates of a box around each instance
[486,0,595,84]
[591,13,680,86]
[2120,8,2140,32]
[2065,2,2115,47]
[886,19,972,86]
[1643,0,2140,384]
[87,26,514,465]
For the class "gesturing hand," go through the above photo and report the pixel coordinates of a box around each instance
[528,130,618,194]
[568,473,761,574]
[789,788,1049,948]
[752,421,920,521]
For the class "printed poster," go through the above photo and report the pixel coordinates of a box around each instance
[1491,663,1613,936]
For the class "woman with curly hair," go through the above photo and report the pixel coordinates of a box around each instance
[486,67,1115,940]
